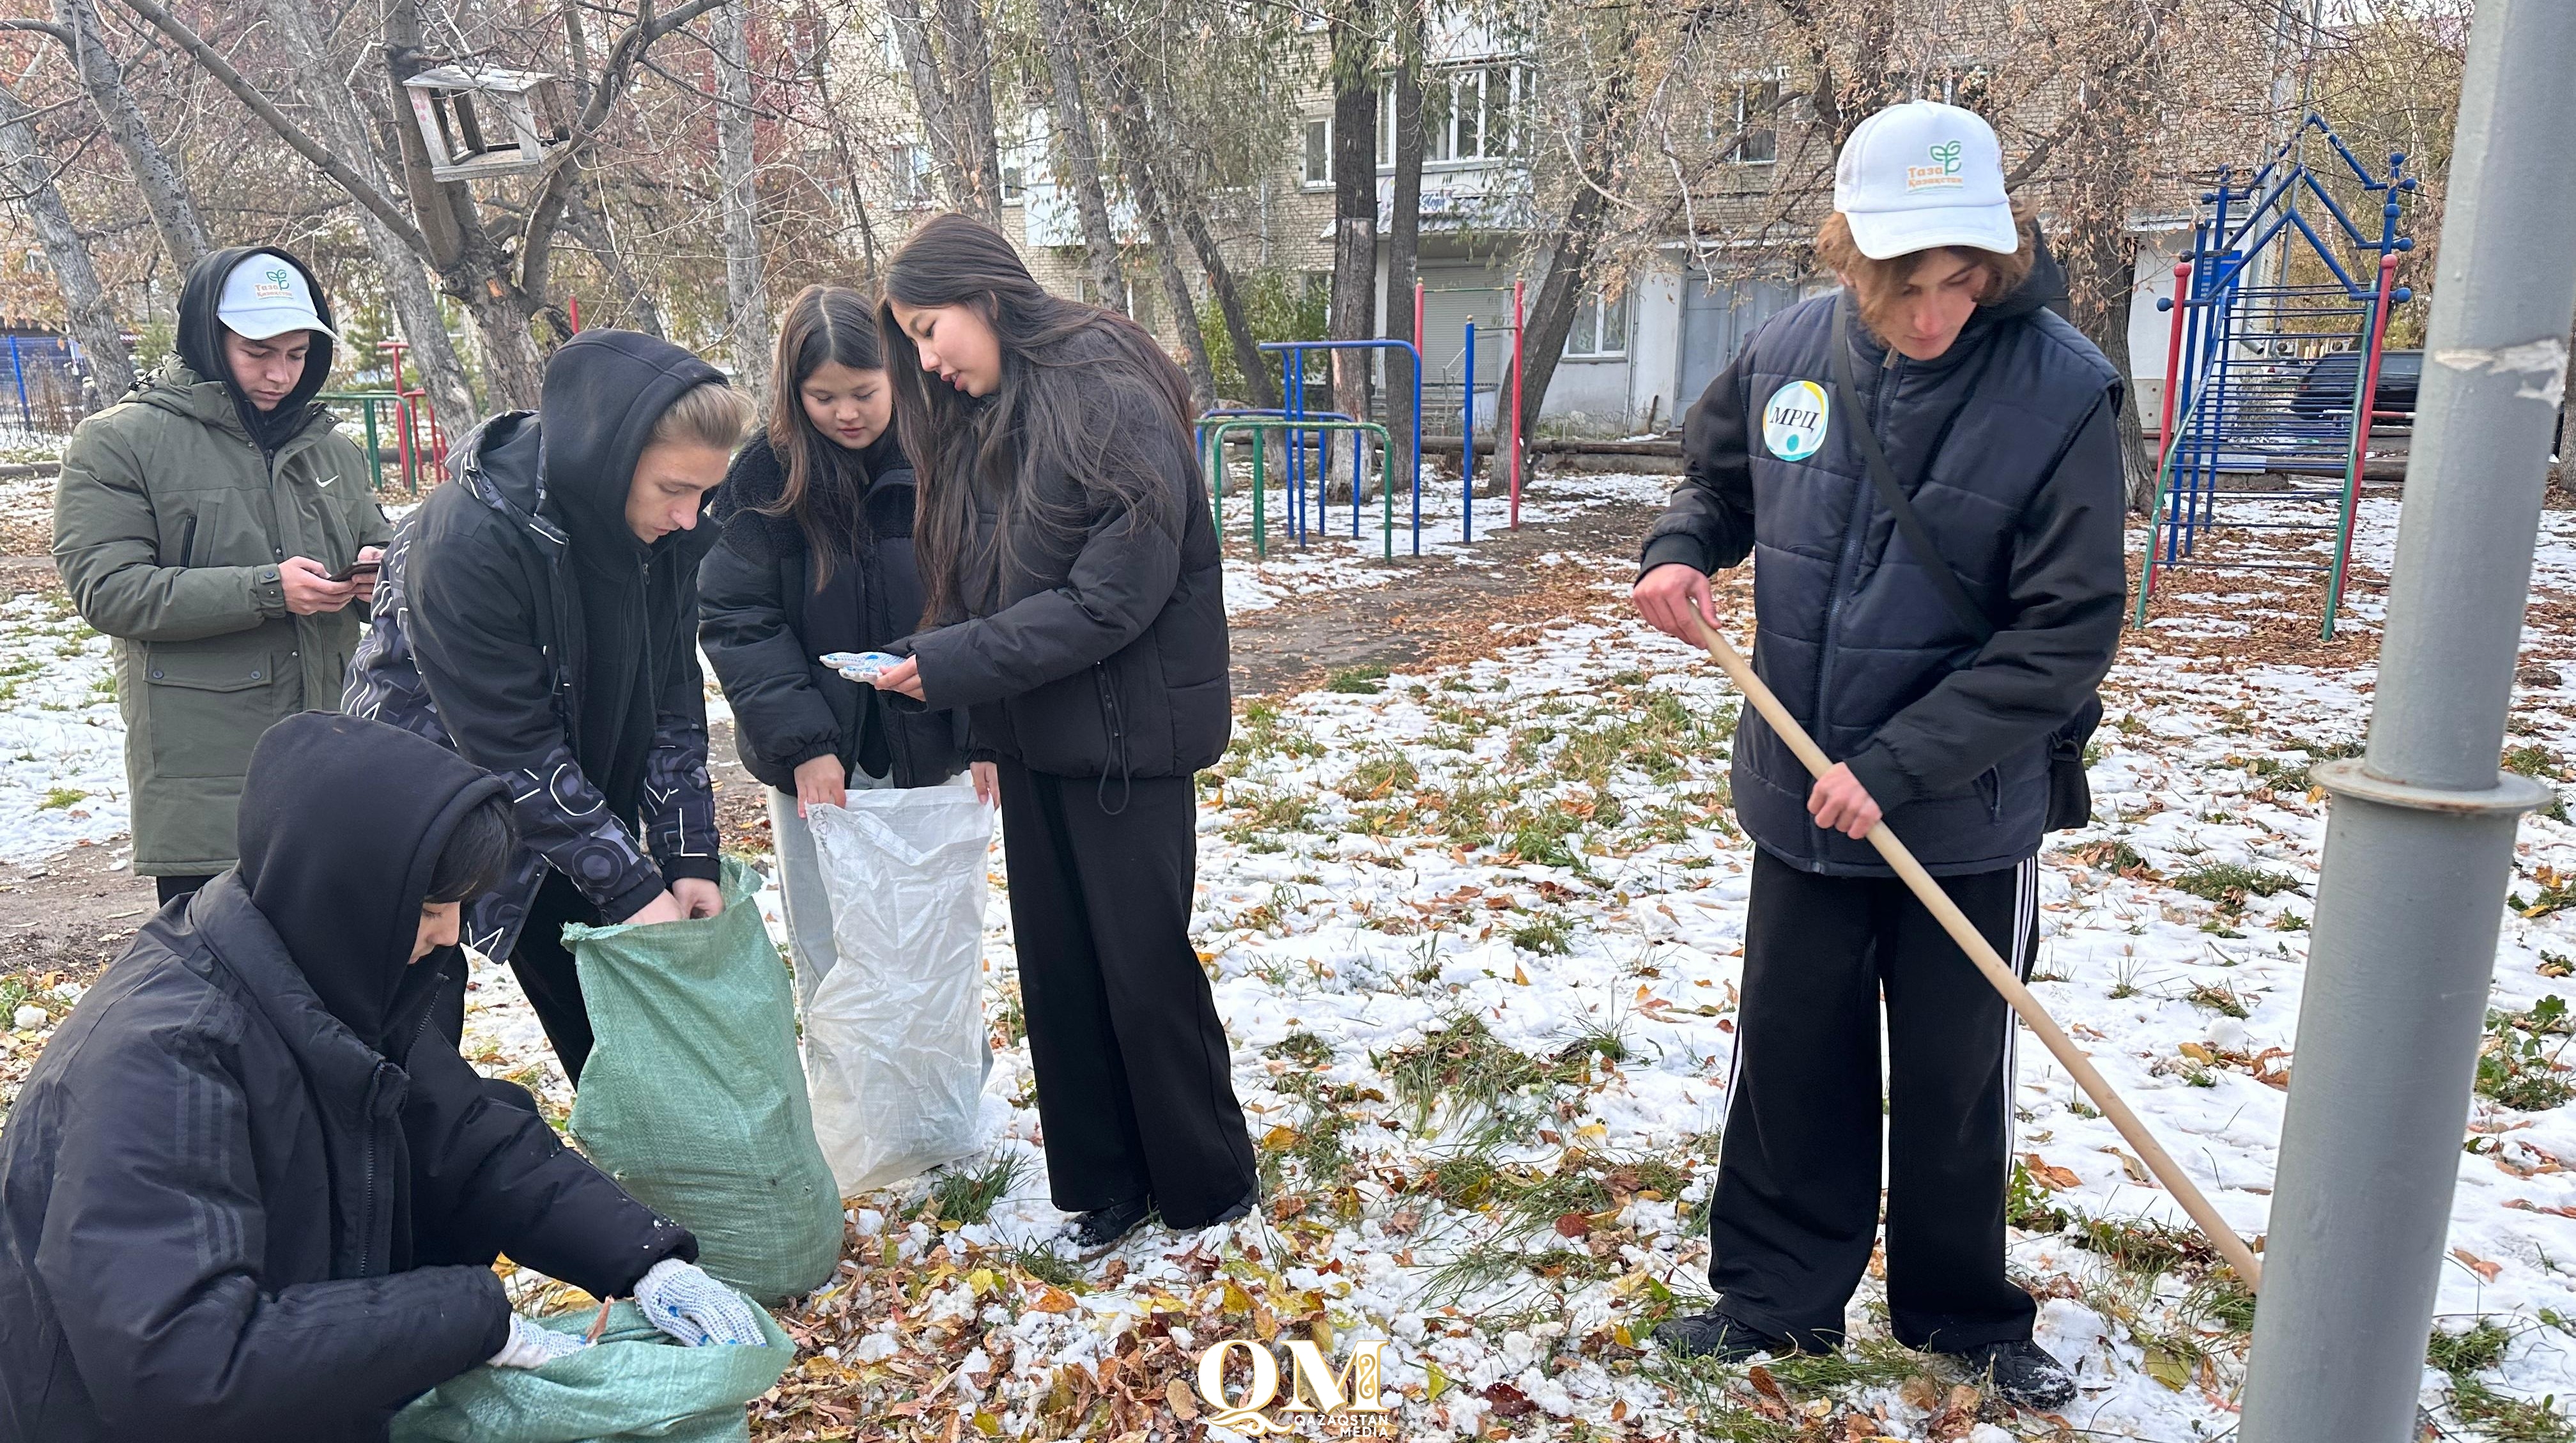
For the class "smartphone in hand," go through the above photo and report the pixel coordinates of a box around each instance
[327,559,381,584]
[820,651,902,681]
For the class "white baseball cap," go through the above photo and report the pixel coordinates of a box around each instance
[216,252,344,343]
[1832,100,2017,261]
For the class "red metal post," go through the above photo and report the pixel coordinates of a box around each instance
[2327,252,2403,617]
[2142,262,2192,602]
[1509,278,1525,529]
[568,294,582,334]
[378,341,415,492]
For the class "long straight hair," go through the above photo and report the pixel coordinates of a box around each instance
[877,213,1194,625]
[761,283,888,587]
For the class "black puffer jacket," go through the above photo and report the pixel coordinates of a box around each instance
[345,333,724,958]
[700,432,966,791]
[897,354,1230,788]
[1640,245,2125,876]
[0,713,695,1443]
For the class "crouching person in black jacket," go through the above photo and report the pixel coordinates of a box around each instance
[1631,102,2125,1405]
[347,333,753,1081]
[0,713,760,1442]
[865,215,1257,1253]
[700,284,989,1002]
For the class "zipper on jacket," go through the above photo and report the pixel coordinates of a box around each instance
[1810,332,1901,851]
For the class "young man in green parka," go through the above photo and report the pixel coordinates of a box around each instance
[52,246,391,905]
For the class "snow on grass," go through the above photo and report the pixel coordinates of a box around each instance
[0,591,123,864]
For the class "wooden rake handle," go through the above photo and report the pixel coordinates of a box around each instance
[1690,616,2263,1290]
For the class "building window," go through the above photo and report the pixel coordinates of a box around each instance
[1382,63,1523,169]
[1564,288,1630,359]
[1303,117,1332,188]
[888,143,934,209]
[1727,80,1780,164]
[1000,158,1027,204]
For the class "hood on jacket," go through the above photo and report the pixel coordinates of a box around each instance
[235,712,510,1052]
[176,246,338,453]
[537,330,729,570]
[1984,221,2072,324]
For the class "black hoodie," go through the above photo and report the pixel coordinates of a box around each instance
[1639,229,2125,877]
[176,245,339,456]
[344,331,726,957]
[0,713,695,1443]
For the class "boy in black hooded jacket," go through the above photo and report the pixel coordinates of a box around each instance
[346,332,752,1079]
[0,713,760,1443]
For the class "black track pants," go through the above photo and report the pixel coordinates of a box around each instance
[1706,847,2040,1352]
[998,758,1257,1228]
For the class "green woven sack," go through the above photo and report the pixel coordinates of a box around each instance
[391,1299,794,1443]
[564,857,844,1302]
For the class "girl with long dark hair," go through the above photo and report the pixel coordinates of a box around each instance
[699,284,984,1021]
[863,215,1254,1251]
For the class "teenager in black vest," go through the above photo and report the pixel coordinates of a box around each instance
[861,215,1255,1251]
[1633,102,2125,1406]
[700,284,982,1007]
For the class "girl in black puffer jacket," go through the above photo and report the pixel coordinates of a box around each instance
[700,284,982,1011]
[863,216,1254,1251]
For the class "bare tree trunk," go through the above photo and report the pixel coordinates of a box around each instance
[54,0,207,272]
[565,187,665,337]
[932,0,1005,227]
[1178,209,1273,408]
[881,0,975,217]
[0,78,133,399]
[1383,1,1423,486]
[1325,2,1378,428]
[2060,219,2155,509]
[1035,0,1124,313]
[714,0,771,399]
[258,0,475,424]
[1515,35,1639,430]
[1084,56,1215,406]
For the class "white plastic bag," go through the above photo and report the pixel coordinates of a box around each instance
[803,782,992,1193]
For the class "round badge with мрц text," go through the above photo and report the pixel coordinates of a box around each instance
[1763,380,1830,462]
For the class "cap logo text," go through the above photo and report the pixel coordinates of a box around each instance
[1905,139,1966,190]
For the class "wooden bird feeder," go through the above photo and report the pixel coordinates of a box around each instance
[402,64,569,182]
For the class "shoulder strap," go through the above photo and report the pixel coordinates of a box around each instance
[1828,296,1994,644]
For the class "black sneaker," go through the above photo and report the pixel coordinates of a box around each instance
[1062,1197,1153,1257]
[1649,1310,1792,1362]
[1957,1338,2077,1409]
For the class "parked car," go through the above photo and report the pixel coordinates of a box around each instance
[2292,348,2421,422]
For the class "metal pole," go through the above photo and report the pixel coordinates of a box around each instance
[1462,320,1476,544]
[8,336,29,430]
[1413,283,1425,556]
[2239,6,2576,1441]
[1509,278,1525,530]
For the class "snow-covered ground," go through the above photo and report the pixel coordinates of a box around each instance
[8,469,2575,1439]
[0,590,123,864]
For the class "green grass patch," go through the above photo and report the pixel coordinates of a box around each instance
[1327,665,1391,694]
[2479,996,2575,1111]
[922,1152,1028,1226]
[1382,1014,1623,1127]
[1264,1030,1334,1067]
[2171,861,2302,911]
[1509,913,1574,955]
[37,787,84,810]
[1338,748,1419,801]
[2185,981,2253,1019]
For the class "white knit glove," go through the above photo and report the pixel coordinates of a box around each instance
[633,1258,767,1347]
[488,1314,589,1370]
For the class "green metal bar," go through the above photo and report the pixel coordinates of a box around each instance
[1206,418,1395,562]
[360,399,383,492]
[2131,382,2218,628]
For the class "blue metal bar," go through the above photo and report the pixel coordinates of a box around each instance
[6,337,27,431]
[1256,339,1428,555]
[1462,321,1476,546]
